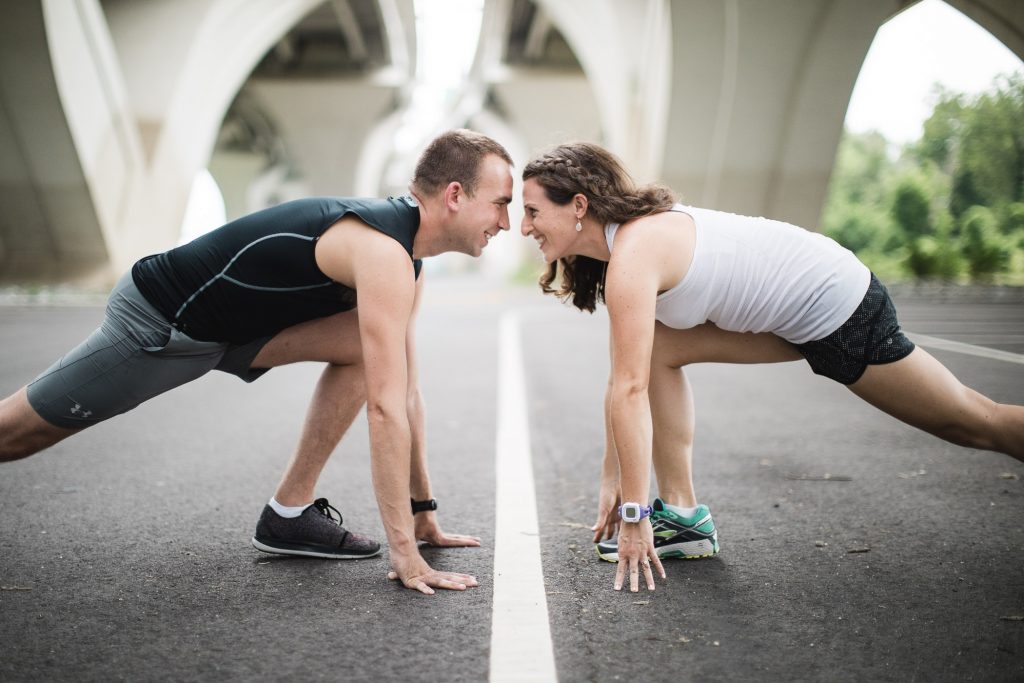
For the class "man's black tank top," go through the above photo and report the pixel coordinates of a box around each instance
[131,196,422,344]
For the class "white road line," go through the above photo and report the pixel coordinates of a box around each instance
[908,332,1024,365]
[490,312,557,683]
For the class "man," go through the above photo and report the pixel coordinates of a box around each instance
[0,129,514,595]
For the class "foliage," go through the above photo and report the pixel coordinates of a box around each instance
[823,73,1024,283]
[960,206,1010,278]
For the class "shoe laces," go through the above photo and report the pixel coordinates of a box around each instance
[312,498,343,526]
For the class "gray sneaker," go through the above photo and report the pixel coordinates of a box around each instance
[251,498,381,559]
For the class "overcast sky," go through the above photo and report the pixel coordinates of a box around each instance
[845,0,1023,144]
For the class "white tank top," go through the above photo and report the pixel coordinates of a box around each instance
[604,205,870,344]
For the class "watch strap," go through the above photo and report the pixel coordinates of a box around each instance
[411,498,438,514]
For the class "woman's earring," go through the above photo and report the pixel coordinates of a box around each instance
[575,220,583,232]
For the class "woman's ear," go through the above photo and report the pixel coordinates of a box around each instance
[574,193,589,219]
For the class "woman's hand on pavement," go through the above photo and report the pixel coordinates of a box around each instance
[613,519,665,592]
[591,481,621,543]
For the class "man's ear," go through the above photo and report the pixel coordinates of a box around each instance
[443,181,463,211]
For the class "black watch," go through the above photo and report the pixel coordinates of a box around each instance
[411,498,437,514]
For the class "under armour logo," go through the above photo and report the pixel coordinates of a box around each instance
[70,403,92,418]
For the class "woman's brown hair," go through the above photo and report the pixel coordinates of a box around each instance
[522,143,676,312]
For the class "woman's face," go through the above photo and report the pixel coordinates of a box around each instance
[521,177,578,263]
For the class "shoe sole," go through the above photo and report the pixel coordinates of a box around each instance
[596,538,719,563]
[251,536,382,560]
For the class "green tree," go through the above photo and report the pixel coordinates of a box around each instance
[890,175,932,241]
[824,74,1024,283]
[1001,202,1024,235]
[913,88,964,170]
[951,75,1024,216]
[961,205,1010,280]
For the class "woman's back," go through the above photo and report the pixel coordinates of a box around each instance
[606,205,870,344]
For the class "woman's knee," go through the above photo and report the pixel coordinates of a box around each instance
[325,360,367,398]
[932,393,1001,451]
[652,329,690,368]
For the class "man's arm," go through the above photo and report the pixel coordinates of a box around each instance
[407,274,430,503]
[324,225,475,594]
[405,275,481,548]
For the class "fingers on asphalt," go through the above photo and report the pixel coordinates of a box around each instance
[642,561,655,591]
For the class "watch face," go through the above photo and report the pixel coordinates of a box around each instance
[620,503,640,522]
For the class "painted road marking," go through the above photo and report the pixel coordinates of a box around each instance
[490,312,557,683]
[908,332,1024,365]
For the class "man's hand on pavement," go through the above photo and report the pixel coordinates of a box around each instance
[386,549,479,595]
[414,512,482,547]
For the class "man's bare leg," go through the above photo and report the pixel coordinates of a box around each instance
[0,388,78,462]
[248,308,366,506]
[273,362,366,505]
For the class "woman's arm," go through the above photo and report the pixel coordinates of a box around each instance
[603,220,675,592]
[592,329,621,543]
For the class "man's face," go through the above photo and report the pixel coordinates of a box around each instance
[451,154,513,257]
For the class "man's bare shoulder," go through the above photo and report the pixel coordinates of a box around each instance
[315,216,413,288]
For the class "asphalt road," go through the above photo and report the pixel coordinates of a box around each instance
[1,277,1022,682]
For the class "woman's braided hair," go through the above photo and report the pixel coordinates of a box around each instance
[522,143,676,312]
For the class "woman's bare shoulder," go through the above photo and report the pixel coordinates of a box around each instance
[615,210,694,245]
[609,210,695,293]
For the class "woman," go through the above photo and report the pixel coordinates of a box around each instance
[520,142,1024,593]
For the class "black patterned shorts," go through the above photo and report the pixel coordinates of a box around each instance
[794,274,916,385]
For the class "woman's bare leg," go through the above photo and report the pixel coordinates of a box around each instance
[849,347,1024,461]
[648,322,804,502]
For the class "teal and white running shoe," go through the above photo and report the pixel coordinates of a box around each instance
[596,498,719,562]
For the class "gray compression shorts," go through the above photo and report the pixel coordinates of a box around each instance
[26,272,272,429]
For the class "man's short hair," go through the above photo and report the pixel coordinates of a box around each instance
[412,129,513,197]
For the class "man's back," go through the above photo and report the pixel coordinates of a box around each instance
[131,196,422,344]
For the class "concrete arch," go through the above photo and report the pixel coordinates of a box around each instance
[532,0,672,180]
[0,1,126,284]
[4,0,326,283]
[660,0,1023,231]
[660,0,909,230]
[945,0,1024,61]
[101,0,323,269]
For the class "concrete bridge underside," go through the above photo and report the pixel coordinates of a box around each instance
[0,0,1021,284]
